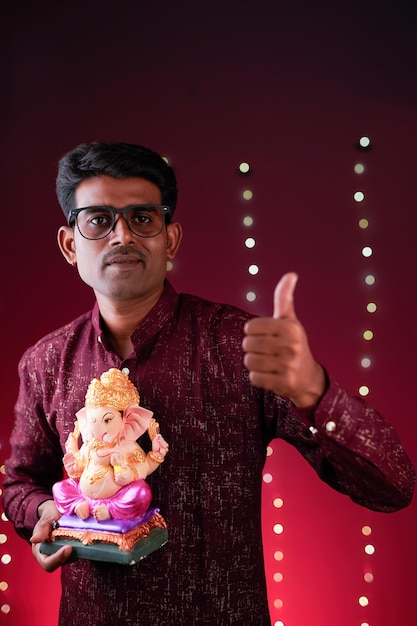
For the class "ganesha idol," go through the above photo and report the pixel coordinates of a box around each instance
[40,368,169,565]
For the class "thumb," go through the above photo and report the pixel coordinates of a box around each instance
[273,272,299,319]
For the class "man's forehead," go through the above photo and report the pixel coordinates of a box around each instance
[75,175,162,207]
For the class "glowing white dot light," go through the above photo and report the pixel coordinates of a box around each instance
[354,191,365,202]
[354,163,365,174]
[274,550,284,561]
[362,246,373,257]
[248,264,259,275]
[365,544,375,555]
[365,274,376,285]
[273,498,284,508]
[359,218,369,229]
[273,572,284,582]
[246,291,257,302]
[359,595,370,607]
[263,473,273,483]
[242,189,253,201]
[366,302,377,313]
[1,604,11,615]
[239,162,250,174]
[359,136,371,148]
[273,523,284,535]
[0,581,8,591]
[245,237,256,248]
[0,554,11,565]
[359,385,370,396]
[362,525,372,536]
[363,330,374,340]
[364,573,374,583]
[243,216,254,227]
[361,357,371,368]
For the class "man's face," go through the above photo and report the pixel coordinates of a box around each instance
[58,175,182,305]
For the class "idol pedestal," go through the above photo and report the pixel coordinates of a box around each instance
[40,508,167,565]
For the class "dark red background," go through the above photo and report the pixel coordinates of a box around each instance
[1,2,416,624]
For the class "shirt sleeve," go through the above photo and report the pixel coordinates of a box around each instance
[279,373,416,513]
[2,351,64,541]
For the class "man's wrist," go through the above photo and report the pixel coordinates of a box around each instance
[37,499,58,520]
[290,363,327,408]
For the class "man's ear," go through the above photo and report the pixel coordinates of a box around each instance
[57,226,77,266]
[166,222,183,260]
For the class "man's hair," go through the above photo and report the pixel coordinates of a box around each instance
[56,140,178,223]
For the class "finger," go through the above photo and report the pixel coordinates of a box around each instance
[33,542,73,573]
[30,522,54,544]
[247,370,285,394]
[244,353,285,374]
[273,272,299,319]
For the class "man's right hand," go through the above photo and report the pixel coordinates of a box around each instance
[30,499,73,572]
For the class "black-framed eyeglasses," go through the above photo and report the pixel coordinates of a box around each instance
[68,204,171,240]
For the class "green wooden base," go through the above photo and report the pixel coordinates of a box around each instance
[40,527,168,565]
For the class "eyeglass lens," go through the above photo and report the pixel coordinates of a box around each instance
[75,205,166,239]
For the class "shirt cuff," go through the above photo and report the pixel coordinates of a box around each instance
[291,372,364,444]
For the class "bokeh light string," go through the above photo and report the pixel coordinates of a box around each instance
[238,161,259,306]
[0,458,11,618]
[163,155,175,275]
[237,161,286,625]
[355,136,376,625]
[264,445,286,626]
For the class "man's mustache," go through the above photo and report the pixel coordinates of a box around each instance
[102,246,146,264]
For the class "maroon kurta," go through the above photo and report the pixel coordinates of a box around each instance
[3,281,415,625]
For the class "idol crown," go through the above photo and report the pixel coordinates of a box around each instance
[85,368,140,410]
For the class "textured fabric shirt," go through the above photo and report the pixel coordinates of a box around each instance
[3,280,415,626]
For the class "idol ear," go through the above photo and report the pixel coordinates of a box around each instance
[120,406,154,441]
[75,407,89,441]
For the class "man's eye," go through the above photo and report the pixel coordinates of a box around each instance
[89,213,112,226]
[131,212,152,225]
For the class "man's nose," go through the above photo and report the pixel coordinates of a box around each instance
[110,215,135,243]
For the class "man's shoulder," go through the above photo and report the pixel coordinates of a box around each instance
[177,291,253,323]
[20,310,93,363]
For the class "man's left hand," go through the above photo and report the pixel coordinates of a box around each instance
[242,272,326,407]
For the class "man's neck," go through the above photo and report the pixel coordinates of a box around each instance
[96,288,163,359]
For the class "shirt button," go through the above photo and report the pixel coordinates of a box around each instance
[121,367,130,375]
[325,420,337,433]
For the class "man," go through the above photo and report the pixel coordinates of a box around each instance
[3,141,415,626]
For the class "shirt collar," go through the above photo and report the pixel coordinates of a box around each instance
[91,280,179,347]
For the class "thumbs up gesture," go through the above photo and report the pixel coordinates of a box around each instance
[242,272,326,407]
